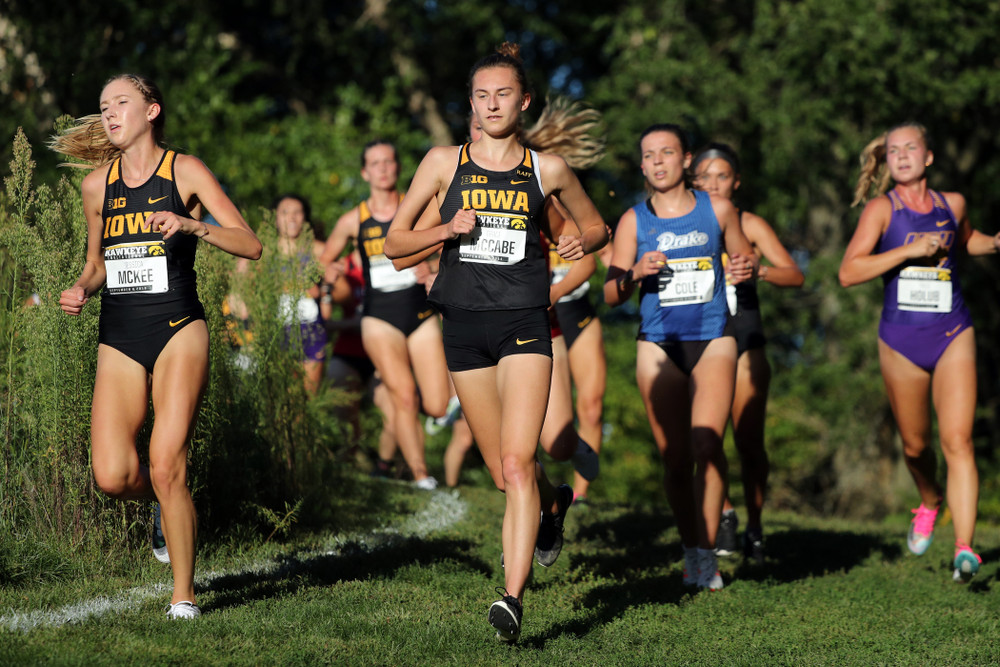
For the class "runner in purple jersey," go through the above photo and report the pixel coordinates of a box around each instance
[839,122,1000,583]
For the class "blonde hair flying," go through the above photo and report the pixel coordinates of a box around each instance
[48,73,166,169]
[521,96,606,170]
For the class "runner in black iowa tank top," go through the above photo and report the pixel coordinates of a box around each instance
[429,143,548,312]
[101,149,199,311]
[356,196,433,331]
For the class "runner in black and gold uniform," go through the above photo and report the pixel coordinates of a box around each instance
[53,74,261,620]
[691,143,804,563]
[384,43,607,643]
[319,140,450,489]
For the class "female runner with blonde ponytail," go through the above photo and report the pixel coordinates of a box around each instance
[52,73,261,619]
[840,122,1000,582]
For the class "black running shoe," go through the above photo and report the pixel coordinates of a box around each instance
[488,587,523,643]
[535,484,573,567]
[152,503,169,564]
[715,510,739,557]
[571,439,600,482]
[743,529,765,565]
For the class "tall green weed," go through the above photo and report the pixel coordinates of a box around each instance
[0,130,352,581]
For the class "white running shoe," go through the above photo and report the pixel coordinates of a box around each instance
[697,548,724,591]
[165,601,201,620]
[413,476,439,491]
[152,503,170,564]
[425,396,463,435]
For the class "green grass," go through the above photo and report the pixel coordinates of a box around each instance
[2,474,997,666]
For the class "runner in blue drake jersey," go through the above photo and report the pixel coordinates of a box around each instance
[604,123,757,592]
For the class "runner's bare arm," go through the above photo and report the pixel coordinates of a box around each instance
[149,154,261,259]
[59,168,109,315]
[385,147,463,260]
[539,154,607,256]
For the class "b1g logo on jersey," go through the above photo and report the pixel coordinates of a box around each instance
[460,175,488,185]
[362,226,382,239]
[656,230,709,252]
[107,197,127,210]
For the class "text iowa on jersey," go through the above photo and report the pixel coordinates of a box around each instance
[104,211,158,239]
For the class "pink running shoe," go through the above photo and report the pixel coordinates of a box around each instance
[953,543,982,583]
[907,503,938,556]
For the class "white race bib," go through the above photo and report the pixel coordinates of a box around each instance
[104,242,168,294]
[897,266,952,312]
[368,256,418,292]
[658,256,715,307]
[552,266,589,303]
[459,213,527,265]
[278,294,320,325]
[726,283,738,316]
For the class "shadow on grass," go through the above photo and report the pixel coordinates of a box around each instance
[965,545,998,594]
[200,535,489,613]
[524,573,691,649]
[525,508,906,645]
[736,527,903,583]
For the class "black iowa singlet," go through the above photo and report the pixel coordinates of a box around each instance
[357,196,434,334]
[428,143,548,311]
[98,150,205,373]
[100,150,199,310]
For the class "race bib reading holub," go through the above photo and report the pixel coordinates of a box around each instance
[459,213,527,265]
[897,266,953,312]
[658,256,715,307]
[105,241,168,294]
[368,256,418,292]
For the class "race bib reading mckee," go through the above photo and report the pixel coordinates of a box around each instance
[459,212,527,265]
[104,241,168,294]
[897,266,953,312]
[658,256,715,307]
[368,256,418,292]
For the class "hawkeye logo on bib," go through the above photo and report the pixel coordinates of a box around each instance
[104,241,169,294]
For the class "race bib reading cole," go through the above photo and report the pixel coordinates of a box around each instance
[658,257,715,307]
[459,213,527,265]
[897,266,953,312]
[105,241,168,294]
[368,256,418,292]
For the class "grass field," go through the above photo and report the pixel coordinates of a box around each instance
[2,471,997,666]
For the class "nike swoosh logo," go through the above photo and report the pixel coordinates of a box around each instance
[169,316,191,328]
[945,325,962,337]
[148,196,168,205]
[510,180,529,185]
[935,220,950,227]
[515,338,538,345]
[418,310,434,320]
[577,316,592,329]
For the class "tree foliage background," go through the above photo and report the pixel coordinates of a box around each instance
[2,0,999,533]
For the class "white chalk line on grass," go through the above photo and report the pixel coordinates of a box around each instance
[1,489,467,633]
